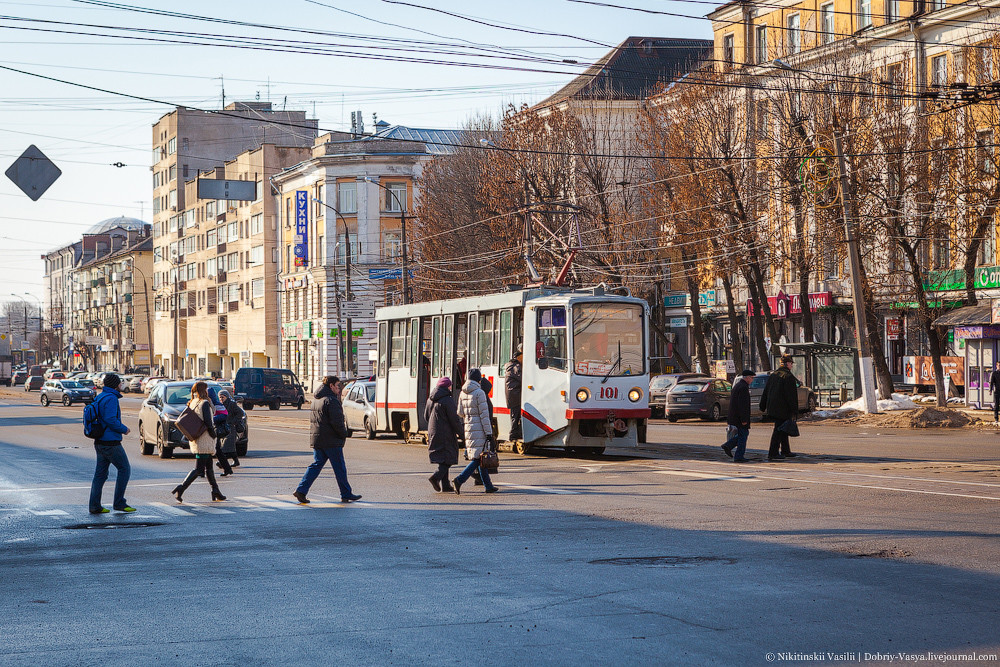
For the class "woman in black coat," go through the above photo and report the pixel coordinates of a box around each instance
[425,377,462,492]
[216,391,246,475]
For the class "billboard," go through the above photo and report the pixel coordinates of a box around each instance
[294,190,308,267]
[902,356,964,386]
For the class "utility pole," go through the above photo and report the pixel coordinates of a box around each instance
[363,177,409,304]
[172,250,180,378]
[833,126,878,413]
[314,198,353,376]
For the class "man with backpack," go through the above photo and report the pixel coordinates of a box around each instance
[86,373,136,514]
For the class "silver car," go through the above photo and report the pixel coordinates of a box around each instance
[40,379,95,407]
[343,380,377,439]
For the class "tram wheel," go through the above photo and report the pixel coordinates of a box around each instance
[514,440,532,455]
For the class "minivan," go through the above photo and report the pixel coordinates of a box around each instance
[234,367,305,410]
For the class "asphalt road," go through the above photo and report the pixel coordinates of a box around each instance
[2,390,1000,666]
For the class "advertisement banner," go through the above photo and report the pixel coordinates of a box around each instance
[902,355,965,386]
[294,190,309,268]
[748,291,832,318]
[886,318,902,341]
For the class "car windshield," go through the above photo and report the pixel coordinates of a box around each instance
[165,386,193,404]
[572,303,645,377]
[750,376,767,389]
[674,382,708,393]
[62,381,82,388]
[650,376,676,391]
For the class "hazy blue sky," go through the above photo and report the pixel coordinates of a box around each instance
[0,0,711,300]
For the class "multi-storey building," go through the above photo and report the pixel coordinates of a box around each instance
[272,124,463,389]
[150,102,318,377]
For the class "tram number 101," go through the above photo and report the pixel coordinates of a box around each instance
[597,386,620,401]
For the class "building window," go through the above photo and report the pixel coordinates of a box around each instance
[755,25,768,64]
[338,182,357,214]
[820,4,834,43]
[167,137,176,155]
[886,0,899,22]
[859,0,872,28]
[385,182,407,212]
[168,164,177,182]
[787,14,800,54]
[384,230,402,260]
[252,278,264,300]
[228,221,239,242]
[227,252,239,273]
[887,63,904,100]
[182,164,189,179]
[722,33,735,68]
[931,54,947,87]
[979,218,996,266]
[336,233,360,265]
[249,245,264,266]
[929,0,944,9]
[976,130,995,177]
[250,213,264,235]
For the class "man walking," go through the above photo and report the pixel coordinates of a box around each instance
[293,376,362,504]
[722,369,755,463]
[990,361,1000,422]
[759,354,800,461]
[504,344,523,440]
[88,373,136,514]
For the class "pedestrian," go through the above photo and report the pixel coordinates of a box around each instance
[989,362,1000,422]
[504,344,523,440]
[474,375,495,486]
[216,390,245,475]
[453,368,499,494]
[425,377,461,492]
[292,376,362,504]
[722,369,756,463]
[759,354,800,461]
[88,373,136,514]
[171,381,227,503]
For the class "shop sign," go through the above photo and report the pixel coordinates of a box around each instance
[669,317,688,328]
[294,190,309,268]
[902,355,965,386]
[886,318,902,341]
[993,299,1000,324]
[663,291,716,308]
[329,327,365,338]
[974,266,1000,290]
[954,325,1000,347]
[747,291,830,318]
[925,269,966,292]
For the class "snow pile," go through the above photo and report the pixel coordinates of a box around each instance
[839,393,918,412]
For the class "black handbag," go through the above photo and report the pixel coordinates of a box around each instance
[778,419,800,437]
[479,436,499,471]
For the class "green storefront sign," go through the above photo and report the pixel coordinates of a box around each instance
[924,266,1000,291]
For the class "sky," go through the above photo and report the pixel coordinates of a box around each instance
[0,0,711,304]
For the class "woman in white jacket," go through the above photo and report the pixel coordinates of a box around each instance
[453,368,498,494]
[172,382,227,503]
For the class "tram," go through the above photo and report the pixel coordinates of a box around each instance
[373,285,650,454]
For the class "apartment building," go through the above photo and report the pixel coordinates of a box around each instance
[151,144,312,378]
[272,124,463,390]
[150,102,318,377]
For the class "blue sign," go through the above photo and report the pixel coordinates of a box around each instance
[52,323,63,329]
[294,190,309,267]
[369,268,415,280]
[664,291,716,308]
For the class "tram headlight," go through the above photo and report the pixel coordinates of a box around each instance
[628,387,642,403]
[576,388,590,403]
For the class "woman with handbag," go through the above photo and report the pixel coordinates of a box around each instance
[453,368,499,494]
[172,382,227,503]
[425,377,461,492]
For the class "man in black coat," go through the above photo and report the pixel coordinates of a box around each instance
[759,354,800,461]
[990,362,1000,422]
[504,345,523,440]
[722,369,756,462]
[425,377,462,492]
[293,376,362,504]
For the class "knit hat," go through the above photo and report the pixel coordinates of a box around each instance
[436,377,452,390]
[102,373,121,389]
[468,368,482,383]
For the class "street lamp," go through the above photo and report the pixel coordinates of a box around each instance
[313,197,354,376]
[773,58,879,414]
[126,255,154,375]
[362,176,409,305]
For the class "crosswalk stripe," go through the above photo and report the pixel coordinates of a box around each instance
[28,509,70,516]
[182,503,234,514]
[492,482,578,495]
[657,470,759,483]
[236,496,301,510]
[149,501,196,516]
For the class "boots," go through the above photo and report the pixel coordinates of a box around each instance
[171,485,184,503]
[211,487,227,502]
[440,479,455,493]
[429,474,441,492]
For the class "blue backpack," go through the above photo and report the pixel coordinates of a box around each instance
[83,396,106,440]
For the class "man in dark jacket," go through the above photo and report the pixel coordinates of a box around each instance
[759,355,800,460]
[722,369,755,462]
[504,345,523,440]
[989,362,1000,422]
[293,376,362,504]
[425,377,462,492]
[88,373,136,514]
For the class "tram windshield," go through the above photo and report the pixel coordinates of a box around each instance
[572,303,645,377]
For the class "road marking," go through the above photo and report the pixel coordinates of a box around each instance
[149,501,196,516]
[491,482,578,495]
[0,482,182,494]
[182,503,234,514]
[28,509,69,516]
[657,470,759,483]
[236,496,300,510]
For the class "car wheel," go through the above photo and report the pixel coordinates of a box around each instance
[62,396,72,407]
[236,441,248,457]
[365,418,376,440]
[138,421,154,456]
[296,398,304,410]
[710,403,722,421]
[269,400,279,410]
[807,394,817,412]
[41,394,50,406]
[244,402,254,411]
[667,415,678,423]
[156,424,173,459]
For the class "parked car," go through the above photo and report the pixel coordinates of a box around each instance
[44,370,67,380]
[234,367,305,410]
[126,376,145,393]
[648,373,709,418]
[748,372,817,418]
[137,380,248,459]
[77,378,97,393]
[143,376,170,393]
[40,379,95,406]
[665,377,732,422]
[23,376,45,392]
[12,370,28,386]
[343,380,377,439]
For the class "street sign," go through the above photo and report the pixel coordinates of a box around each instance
[85,335,103,346]
[52,323,63,329]
[197,178,257,201]
[342,302,375,319]
[20,341,31,350]
[5,145,62,201]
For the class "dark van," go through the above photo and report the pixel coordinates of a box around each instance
[234,367,306,410]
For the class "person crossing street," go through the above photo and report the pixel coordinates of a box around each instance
[293,376,362,504]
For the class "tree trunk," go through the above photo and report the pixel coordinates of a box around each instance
[742,266,772,371]
[721,274,745,371]
[687,276,711,375]
[747,257,781,348]
[791,194,814,343]
[856,260,895,400]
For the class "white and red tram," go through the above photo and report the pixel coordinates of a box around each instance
[374,285,649,454]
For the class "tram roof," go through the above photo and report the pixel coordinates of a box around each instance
[376,285,643,321]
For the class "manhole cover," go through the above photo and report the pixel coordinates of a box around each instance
[63,522,162,530]
[589,556,736,567]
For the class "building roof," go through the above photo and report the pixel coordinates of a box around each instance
[363,125,468,155]
[933,306,993,327]
[536,36,713,108]
[83,216,150,235]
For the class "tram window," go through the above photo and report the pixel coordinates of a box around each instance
[478,311,496,367]
[390,321,406,367]
[468,313,478,369]
[455,314,468,382]
[409,318,419,378]
[432,316,442,377]
[572,303,645,376]
[378,322,387,377]
[421,320,432,373]
[537,307,567,371]
[498,310,512,376]
[444,314,454,381]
